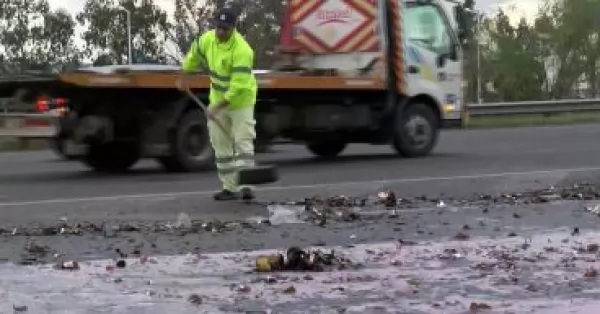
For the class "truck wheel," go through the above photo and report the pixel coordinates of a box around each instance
[49,137,76,160]
[392,103,439,157]
[83,142,140,172]
[158,109,214,172]
[306,141,347,158]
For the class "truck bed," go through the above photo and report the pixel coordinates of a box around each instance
[58,64,387,91]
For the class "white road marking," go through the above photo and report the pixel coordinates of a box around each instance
[0,166,598,207]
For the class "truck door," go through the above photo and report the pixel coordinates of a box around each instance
[403,0,462,122]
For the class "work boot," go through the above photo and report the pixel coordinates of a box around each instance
[240,187,255,201]
[213,189,239,201]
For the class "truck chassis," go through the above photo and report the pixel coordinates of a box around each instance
[42,82,441,172]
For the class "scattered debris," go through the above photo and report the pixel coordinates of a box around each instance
[255,247,354,273]
[55,260,79,270]
[187,293,202,305]
[233,284,251,293]
[256,254,284,272]
[584,267,598,278]
[283,286,296,294]
[176,212,192,229]
[587,205,600,216]
[377,191,397,207]
[469,302,492,311]
[115,249,127,258]
[25,241,49,256]
[116,260,126,268]
[1,182,600,239]
[453,232,470,241]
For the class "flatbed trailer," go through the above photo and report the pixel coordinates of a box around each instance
[0,0,468,172]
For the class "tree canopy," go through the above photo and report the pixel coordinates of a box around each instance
[1,0,599,101]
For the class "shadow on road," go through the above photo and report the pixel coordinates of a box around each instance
[1,151,461,184]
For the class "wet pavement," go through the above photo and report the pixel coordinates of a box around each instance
[0,190,600,312]
[2,199,600,313]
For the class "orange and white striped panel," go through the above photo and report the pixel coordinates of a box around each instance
[387,0,405,94]
[288,0,380,54]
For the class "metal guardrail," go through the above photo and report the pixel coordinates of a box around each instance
[468,99,600,116]
[0,112,56,138]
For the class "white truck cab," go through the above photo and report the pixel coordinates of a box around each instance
[403,0,465,124]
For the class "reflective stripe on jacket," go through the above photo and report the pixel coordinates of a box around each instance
[182,30,257,110]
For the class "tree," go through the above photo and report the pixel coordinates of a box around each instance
[459,0,481,103]
[34,8,81,72]
[218,0,286,68]
[166,0,213,62]
[0,0,48,72]
[532,0,595,99]
[483,12,546,101]
[0,0,79,74]
[168,0,286,68]
[77,0,169,65]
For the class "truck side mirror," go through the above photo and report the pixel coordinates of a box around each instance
[454,6,468,42]
[436,54,447,68]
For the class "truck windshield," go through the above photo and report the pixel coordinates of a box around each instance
[404,2,453,55]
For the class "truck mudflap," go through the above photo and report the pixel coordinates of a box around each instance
[441,118,463,129]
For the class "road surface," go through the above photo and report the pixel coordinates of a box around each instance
[1,124,600,312]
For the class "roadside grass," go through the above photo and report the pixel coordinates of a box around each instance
[467,111,600,128]
[0,138,50,152]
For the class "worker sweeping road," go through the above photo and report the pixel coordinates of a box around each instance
[177,7,258,201]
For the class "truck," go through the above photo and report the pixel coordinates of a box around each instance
[0,0,468,172]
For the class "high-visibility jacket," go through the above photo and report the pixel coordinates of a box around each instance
[182,30,257,110]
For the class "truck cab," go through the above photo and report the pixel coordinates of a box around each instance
[403,0,465,126]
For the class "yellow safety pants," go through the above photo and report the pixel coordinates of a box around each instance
[207,106,256,192]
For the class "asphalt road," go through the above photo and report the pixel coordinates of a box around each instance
[2,124,600,312]
[2,124,600,221]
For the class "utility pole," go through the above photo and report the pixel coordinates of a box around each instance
[476,13,482,104]
[465,8,483,104]
[118,7,133,65]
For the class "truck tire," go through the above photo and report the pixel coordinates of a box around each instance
[306,141,347,158]
[83,142,141,172]
[158,109,214,172]
[392,102,439,157]
[49,137,76,160]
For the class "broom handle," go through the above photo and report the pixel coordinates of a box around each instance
[184,88,232,142]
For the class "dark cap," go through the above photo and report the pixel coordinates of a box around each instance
[214,8,238,29]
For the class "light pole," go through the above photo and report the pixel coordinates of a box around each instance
[464,8,483,104]
[118,7,132,65]
[476,13,482,104]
